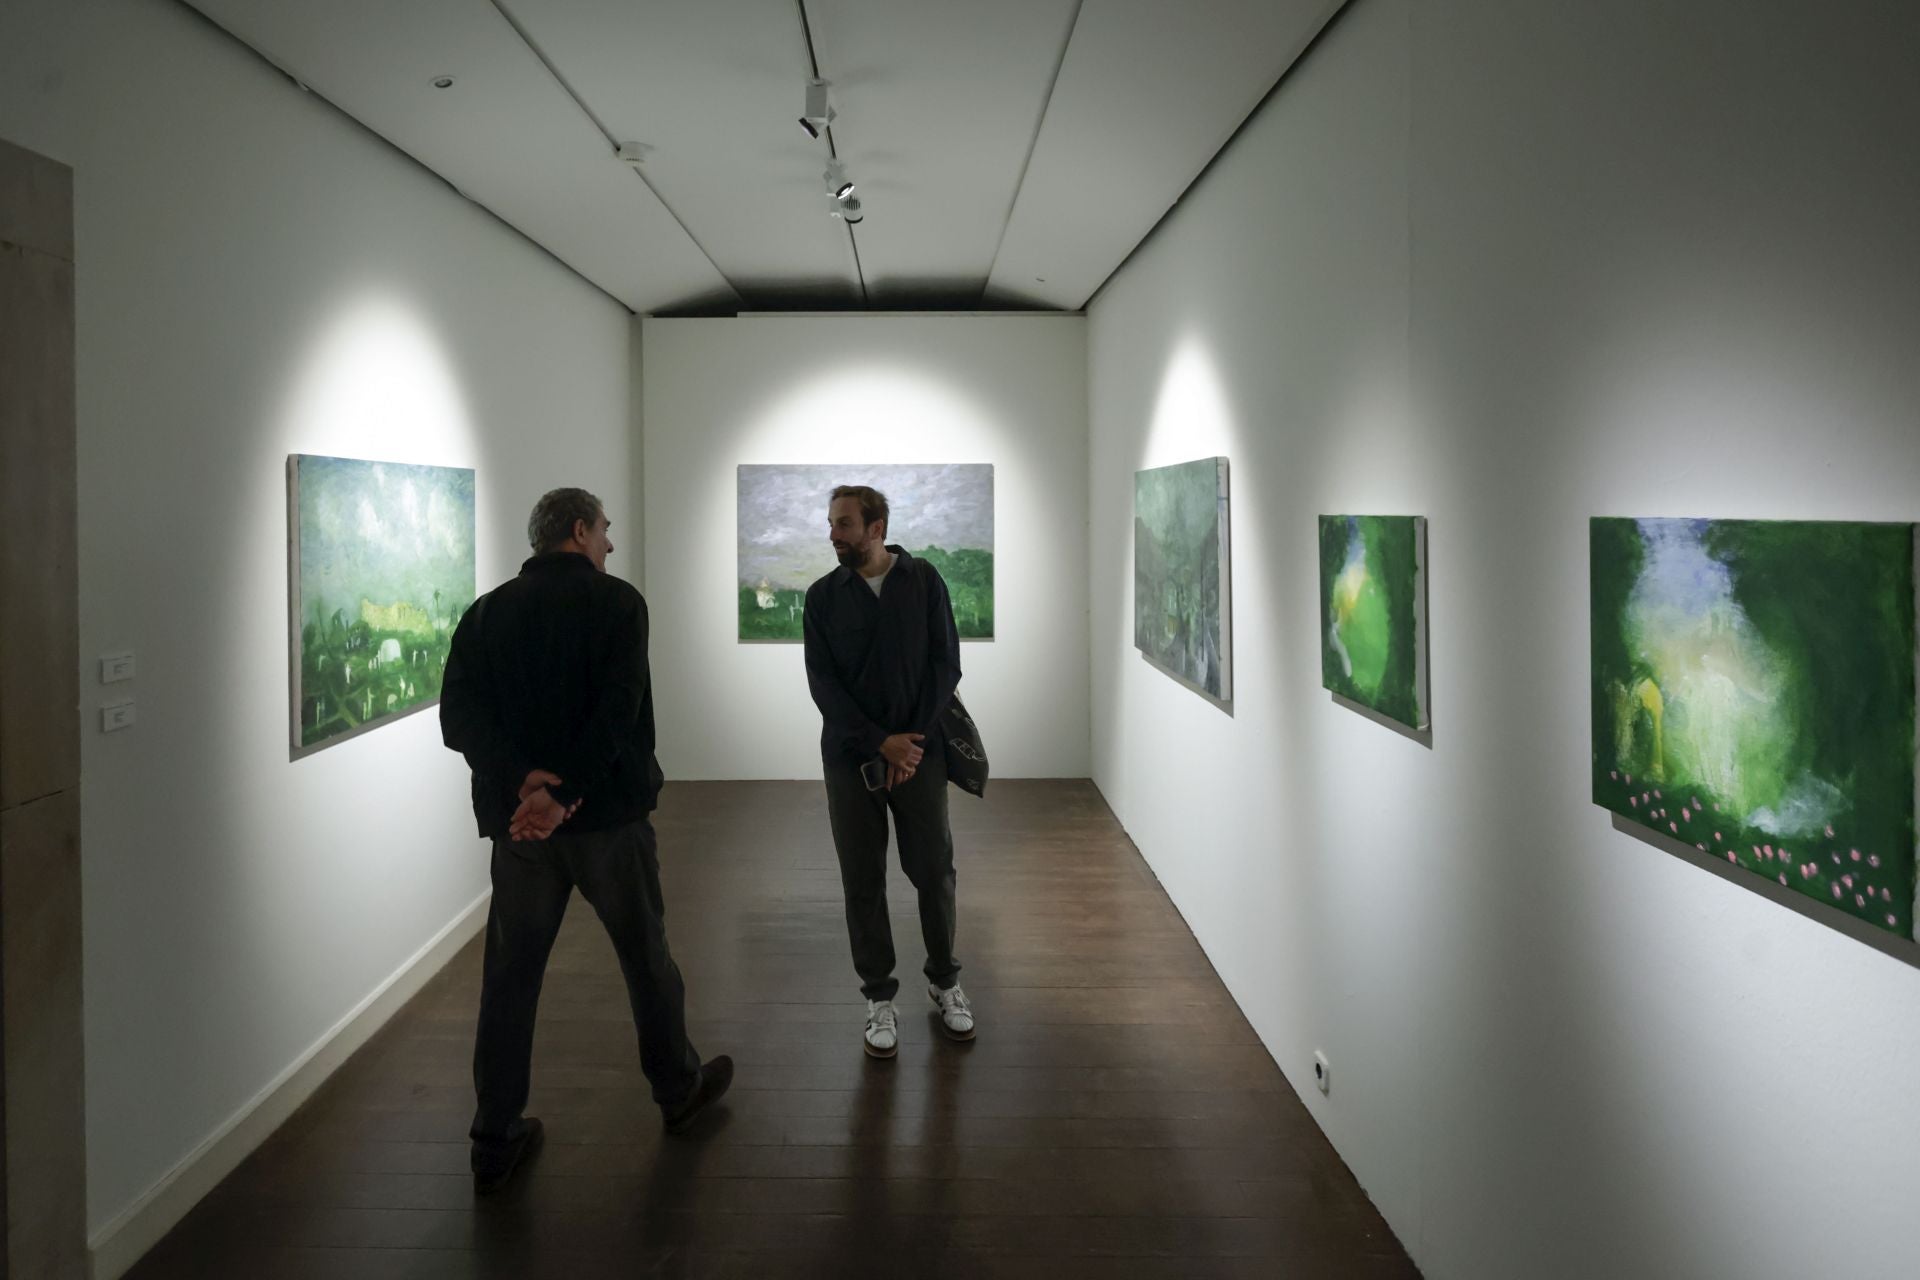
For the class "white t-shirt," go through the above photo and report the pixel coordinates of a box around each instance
[862,553,896,596]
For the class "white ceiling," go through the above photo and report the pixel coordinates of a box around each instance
[185,0,1347,314]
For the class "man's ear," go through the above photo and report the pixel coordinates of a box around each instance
[571,517,589,545]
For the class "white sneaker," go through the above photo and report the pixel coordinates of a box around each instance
[863,999,898,1058]
[929,983,975,1040]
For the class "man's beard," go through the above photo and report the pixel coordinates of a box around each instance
[834,540,865,569]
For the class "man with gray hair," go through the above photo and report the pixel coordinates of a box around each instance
[442,487,730,1195]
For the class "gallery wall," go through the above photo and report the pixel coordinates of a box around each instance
[641,314,1090,780]
[0,0,635,1261]
[1087,1,1920,1278]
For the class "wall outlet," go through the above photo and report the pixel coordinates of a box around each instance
[100,651,135,683]
[1312,1049,1331,1094]
[101,700,135,733]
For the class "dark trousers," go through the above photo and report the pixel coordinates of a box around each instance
[824,739,961,1002]
[470,817,701,1153]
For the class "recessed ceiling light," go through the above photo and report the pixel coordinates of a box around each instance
[431,75,455,89]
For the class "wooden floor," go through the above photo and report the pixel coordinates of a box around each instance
[129,781,1417,1279]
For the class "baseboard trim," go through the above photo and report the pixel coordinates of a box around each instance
[86,889,491,1280]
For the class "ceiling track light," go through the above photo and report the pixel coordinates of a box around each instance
[828,191,863,225]
[799,77,835,138]
[823,162,855,201]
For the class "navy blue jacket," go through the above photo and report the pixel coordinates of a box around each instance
[441,552,663,838]
[802,546,962,765]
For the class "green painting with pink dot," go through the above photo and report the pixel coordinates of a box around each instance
[1591,517,1918,941]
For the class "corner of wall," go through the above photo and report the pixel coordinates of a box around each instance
[85,893,489,1280]
[628,315,646,595]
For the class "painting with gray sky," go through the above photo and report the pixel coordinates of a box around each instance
[737,463,994,641]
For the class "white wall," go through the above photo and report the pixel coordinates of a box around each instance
[0,0,635,1252]
[1088,2,1920,1279]
[642,314,1089,780]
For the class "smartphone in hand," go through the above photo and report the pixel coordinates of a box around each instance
[860,757,889,791]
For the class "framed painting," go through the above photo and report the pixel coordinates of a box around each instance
[1591,517,1918,940]
[288,454,475,757]
[1134,457,1232,700]
[736,463,994,641]
[1319,514,1429,731]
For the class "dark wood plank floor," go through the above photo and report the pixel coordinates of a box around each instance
[127,781,1417,1279]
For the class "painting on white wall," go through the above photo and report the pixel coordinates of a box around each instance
[737,463,995,641]
[1133,457,1232,700]
[1591,516,1918,941]
[287,454,475,758]
[1319,514,1430,731]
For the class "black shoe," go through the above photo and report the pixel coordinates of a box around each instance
[472,1116,543,1195]
[663,1056,734,1135]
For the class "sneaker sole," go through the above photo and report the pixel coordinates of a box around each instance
[863,1037,898,1059]
[930,991,976,1041]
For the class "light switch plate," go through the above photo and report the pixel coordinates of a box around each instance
[100,651,135,683]
[101,701,135,732]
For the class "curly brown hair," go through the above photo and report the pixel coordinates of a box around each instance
[830,484,889,534]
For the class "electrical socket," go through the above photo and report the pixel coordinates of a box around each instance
[1312,1049,1331,1095]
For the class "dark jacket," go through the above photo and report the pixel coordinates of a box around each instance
[803,546,962,765]
[441,551,664,839]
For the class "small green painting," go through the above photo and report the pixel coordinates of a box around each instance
[1591,517,1918,941]
[288,454,475,756]
[1134,457,1231,700]
[1318,515,1429,731]
[737,463,994,641]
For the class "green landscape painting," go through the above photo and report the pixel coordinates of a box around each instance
[737,463,994,641]
[1591,517,1919,941]
[289,454,475,756]
[1319,515,1429,731]
[1134,457,1231,700]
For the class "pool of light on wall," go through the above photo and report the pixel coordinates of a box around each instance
[1142,337,1235,467]
[230,290,482,989]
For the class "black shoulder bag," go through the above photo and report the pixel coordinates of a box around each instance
[940,693,988,797]
[911,557,988,797]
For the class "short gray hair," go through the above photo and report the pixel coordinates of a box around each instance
[527,487,604,553]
